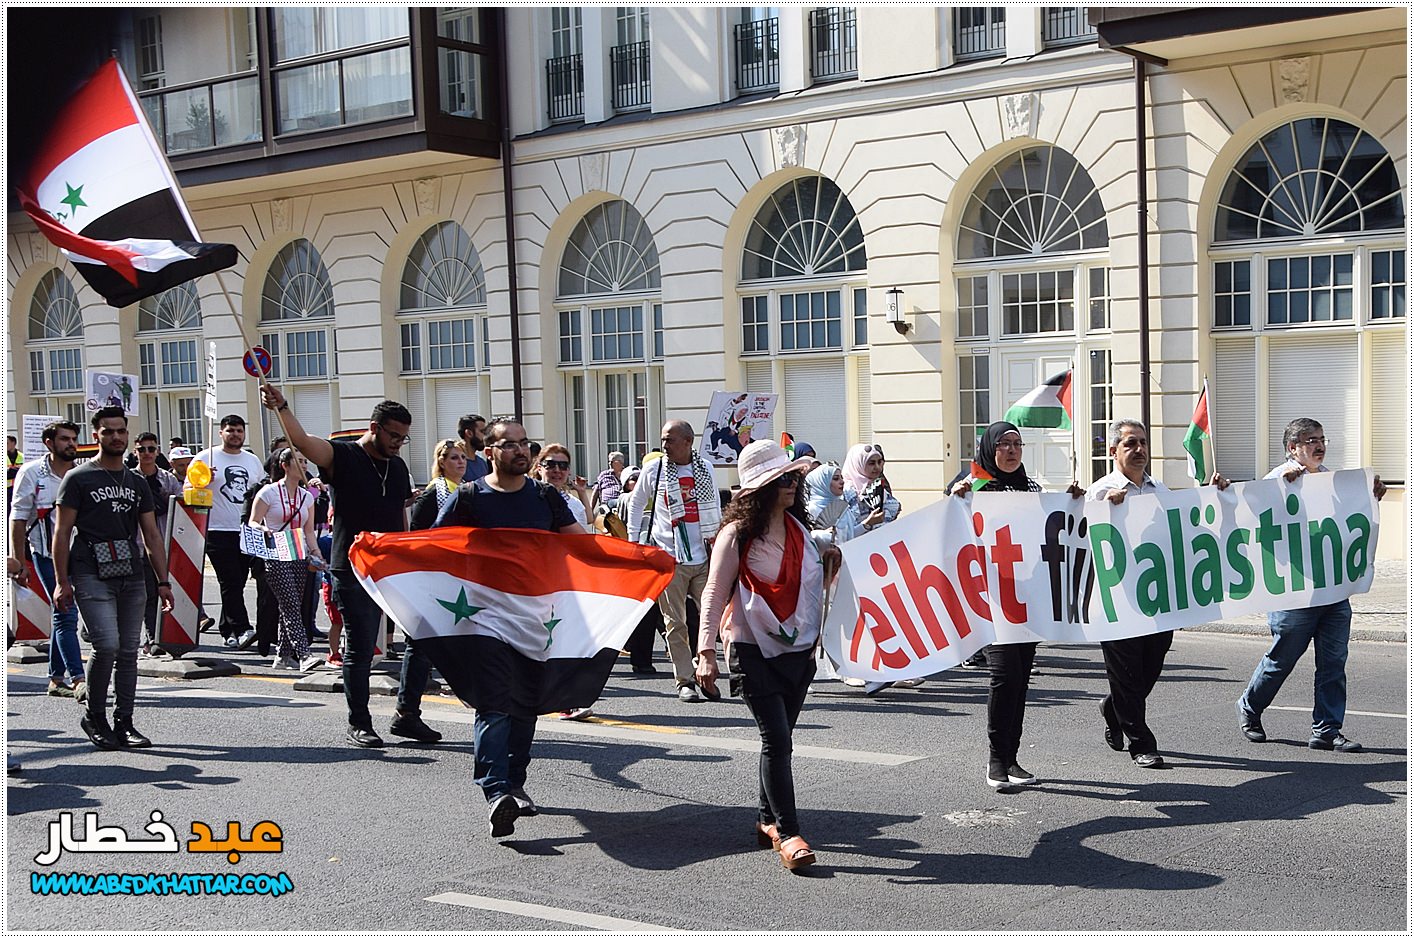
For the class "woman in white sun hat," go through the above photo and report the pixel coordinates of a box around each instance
[696,439,833,872]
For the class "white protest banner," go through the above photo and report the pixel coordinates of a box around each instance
[700,391,777,467]
[84,370,139,416]
[22,415,60,462]
[823,469,1379,680]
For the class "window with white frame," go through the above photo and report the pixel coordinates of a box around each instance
[137,280,205,448]
[27,269,86,424]
[954,145,1111,485]
[260,239,336,443]
[739,175,868,463]
[558,200,663,468]
[396,221,491,481]
[1210,116,1406,483]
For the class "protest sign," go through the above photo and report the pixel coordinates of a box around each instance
[700,391,776,466]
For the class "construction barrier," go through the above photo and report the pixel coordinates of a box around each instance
[159,494,209,657]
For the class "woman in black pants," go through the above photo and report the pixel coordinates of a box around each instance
[697,440,825,871]
[952,421,1080,789]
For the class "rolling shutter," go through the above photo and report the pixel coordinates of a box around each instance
[1212,338,1257,480]
[1370,330,1408,483]
[744,360,773,395]
[1266,333,1359,472]
[783,359,847,464]
[291,384,331,440]
[434,376,481,445]
[856,355,873,448]
[402,379,428,483]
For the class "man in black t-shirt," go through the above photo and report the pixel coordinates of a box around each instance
[51,407,174,751]
[259,385,438,749]
[434,417,583,838]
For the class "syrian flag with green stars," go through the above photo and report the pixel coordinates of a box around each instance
[17,59,236,308]
[349,527,676,714]
[1004,369,1074,430]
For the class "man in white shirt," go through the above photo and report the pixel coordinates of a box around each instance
[626,420,722,702]
[1236,417,1386,753]
[188,415,266,650]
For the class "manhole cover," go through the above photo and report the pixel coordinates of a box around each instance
[942,808,1027,827]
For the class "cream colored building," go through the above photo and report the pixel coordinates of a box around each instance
[7,6,1406,556]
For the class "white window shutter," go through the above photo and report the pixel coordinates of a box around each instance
[744,360,773,395]
[434,376,480,444]
[856,355,873,447]
[402,379,428,483]
[292,385,331,440]
[1213,339,1257,480]
[1266,333,1359,472]
[1370,330,1408,483]
[783,359,847,464]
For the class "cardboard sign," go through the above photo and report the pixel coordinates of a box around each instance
[85,370,139,416]
[700,391,777,467]
[22,414,60,462]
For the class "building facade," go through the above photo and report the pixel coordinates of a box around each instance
[6,6,1407,555]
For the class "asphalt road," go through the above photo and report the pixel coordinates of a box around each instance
[6,630,1407,932]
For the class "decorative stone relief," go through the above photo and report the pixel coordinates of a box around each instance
[579,152,607,193]
[1279,57,1311,104]
[413,177,440,216]
[1003,93,1038,139]
[271,197,291,233]
[29,232,49,263]
[772,125,807,169]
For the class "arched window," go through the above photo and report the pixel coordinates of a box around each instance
[26,269,86,424]
[557,200,663,470]
[953,145,1112,485]
[259,239,337,438]
[137,281,205,448]
[737,175,870,464]
[397,221,491,481]
[1209,117,1405,482]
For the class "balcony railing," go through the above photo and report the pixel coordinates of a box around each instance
[272,42,414,135]
[138,73,262,155]
[809,7,857,81]
[546,53,584,122]
[610,40,651,111]
[1042,7,1097,47]
[955,7,1007,60]
[734,17,780,93]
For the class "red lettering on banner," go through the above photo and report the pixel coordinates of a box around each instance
[891,541,971,647]
[853,597,908,669]
[990,523,1028,624]
[955,544,992,620]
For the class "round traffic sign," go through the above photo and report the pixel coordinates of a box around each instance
[242,346,273,378]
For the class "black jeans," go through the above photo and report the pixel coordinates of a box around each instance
[252,561,278,655]
[331,567,383,730]
[738,645,814,840]
[1100,632,1173,755]
[625,603,664,668]
[141,556,160,646]
[205,530,253,639]
[985,642,1038,770]
[396,638,433,717]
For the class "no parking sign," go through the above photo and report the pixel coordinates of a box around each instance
[242,346,273,378]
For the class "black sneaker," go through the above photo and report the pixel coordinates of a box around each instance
[346,726,385,749]
[80,714,122,751]
[488,794,519,838]
[112,715,152,749]
[1236,700,1266,742]
[1309,733,1362,752]
[986,764,1010,789]
[389,713,443,743]
[1100,699,1124,752]
[509,788,539,816]
[1006,763,1038,785]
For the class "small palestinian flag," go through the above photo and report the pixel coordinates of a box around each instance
[17,59,237,308]
[1183,380,1211,483]
[1004,369,1073,430]
[780,432,795,458]
[968,460,994,491]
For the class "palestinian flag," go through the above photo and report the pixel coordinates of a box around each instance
[780,432,795,458]
[17,59,237,309]
[1004,369,1073,429]
[968,460,994,491]
[349,527,675,713]
[1183,379,1211,483]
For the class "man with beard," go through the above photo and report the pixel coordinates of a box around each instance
[457,413,491,482]
[434,418,584,838]
[188,415,265,650]
[259,384,437,749]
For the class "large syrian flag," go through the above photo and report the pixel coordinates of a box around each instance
[349,527,676,713]
[1004,369,1073,429]
[17,59,237,308]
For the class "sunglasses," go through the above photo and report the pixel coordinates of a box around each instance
[775,471,802,488]
[136,446,159,453]
[542,459,570,470]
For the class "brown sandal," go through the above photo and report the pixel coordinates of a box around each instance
[778,835,816,870]
[755,822,781,849]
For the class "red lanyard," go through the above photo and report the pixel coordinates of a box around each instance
[278,484,303,530]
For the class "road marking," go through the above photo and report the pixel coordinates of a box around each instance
[1269,705,1406,720]
[425,892,683,932]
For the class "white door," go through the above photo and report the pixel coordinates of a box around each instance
[999,347,1074,490]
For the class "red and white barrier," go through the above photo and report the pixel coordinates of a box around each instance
[13,558,53,643]
[159,495,208,655]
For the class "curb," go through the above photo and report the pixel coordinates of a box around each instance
[1186,621,1407,643]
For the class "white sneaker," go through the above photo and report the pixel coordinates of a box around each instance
[893,678,926,688]
[297,655,324,672]
[558,707,594,721]
[272,656,298,670]
[841,677,866,687]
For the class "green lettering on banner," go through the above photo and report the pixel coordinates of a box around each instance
[1285,494,1306,591]
[1255,508,1285,596]
[1225,528,1255,600]
[1190,531,1223,606]
[1307,518,1344,589]
[1344,512,1371,582]
[1087,522,1127,623]
[1134,542,1170,616]
[1168,509,1189,610]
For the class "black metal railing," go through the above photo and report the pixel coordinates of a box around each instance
[734,17,780,93]
[137,72,262,154]
[1042,7,1097,47]
[610,40,651,110]
[955,7,1006,60]
[809,7,857,81]
[545,53,584,121]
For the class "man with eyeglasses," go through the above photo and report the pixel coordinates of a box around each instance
[188,415,266,652]
[432,417,583,838]
[1236,417,1386,754]
[260,385,438,750]
[132,432,183,656]
[626,419,723,703]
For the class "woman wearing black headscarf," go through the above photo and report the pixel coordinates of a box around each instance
[950,421,1073,789]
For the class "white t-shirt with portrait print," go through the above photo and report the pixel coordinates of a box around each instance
[189,447,266,531]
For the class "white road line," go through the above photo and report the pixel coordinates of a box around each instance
[1269,705,1407,720]
[425,892,683,932]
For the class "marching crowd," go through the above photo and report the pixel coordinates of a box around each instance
[6,391,1385,870]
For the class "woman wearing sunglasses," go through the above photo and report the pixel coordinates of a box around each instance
[409,439,467,532]
[534,444,591,529]
[696,440,826,871]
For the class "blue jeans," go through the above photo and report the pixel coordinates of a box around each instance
[71,571,147,721]
[473,711,536,802]
[330,568,382,731]
[32,555,84,684]
[1240,599,1352,739]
